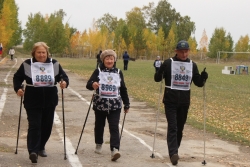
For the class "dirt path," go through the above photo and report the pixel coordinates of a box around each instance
[0,57,250,167]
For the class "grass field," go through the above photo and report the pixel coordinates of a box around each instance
[13,54,250,145]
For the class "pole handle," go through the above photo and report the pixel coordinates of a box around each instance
[60,74,64,83]
[202,67,207,84]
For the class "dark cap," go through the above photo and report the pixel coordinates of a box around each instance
[176,40,189,50]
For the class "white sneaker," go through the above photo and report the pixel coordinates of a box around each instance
[111,148,121,161]
[95,144,102,154]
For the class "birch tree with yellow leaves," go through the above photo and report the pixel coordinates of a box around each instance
[0,0,21,54]
[234,35,250,61]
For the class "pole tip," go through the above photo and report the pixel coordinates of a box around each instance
[150,154,155,158]
[202,160,207,165]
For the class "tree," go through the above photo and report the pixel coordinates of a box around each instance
[23,13,47,51]
[234,35,250,60]
[188,36,197,58]
[63,23,73,55]
[70,31,81,56]
[225,33,234,58]
[126,7,146,58]
[199,29,208,52]
[176,15,195,41]
[165,23,177,58]
[23,9,72,56]
[96,13,118,50]
[114,19,126,56]
[133,28,146,58]
[148,0,175,36]
[0,0,22,52]
[88,27,99,58]
[141,2,155,28]
[147,0,195,42]
[157,26,165,59]
[207,27,233,59]
[99,25,109,49]
[0,0,4,13]
[96,13,118,33]
[46,10,68,55]
[121,24,130,48]
[143,28,157,59]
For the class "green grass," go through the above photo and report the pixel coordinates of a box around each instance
[15,54,250,145]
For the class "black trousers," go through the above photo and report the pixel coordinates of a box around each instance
[11,55,13,60]
[26,107,55,154]
[164,104,189,157]
[123,60,128,70]
[94,109,121,151]
[155,67,160,73]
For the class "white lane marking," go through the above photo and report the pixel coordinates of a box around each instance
[21,58,29,62]
[4,60,17,84]
[68,87,90,105]
[0,57,6,63]
[0,58,17,118]
[54,112,82,167]
[68,86,164,159]
[120,127,164,159]
[0,88,8,118]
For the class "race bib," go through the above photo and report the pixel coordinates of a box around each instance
[99,71,120,98]
[31,58,55,87]
[170,59,192,90]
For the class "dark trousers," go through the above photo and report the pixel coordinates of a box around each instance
[94,109,121,151]
[123,60,128,70]
[26,107,55,154]
[164,104,189,157]
[155,67,160,73]
[11,55,13,60]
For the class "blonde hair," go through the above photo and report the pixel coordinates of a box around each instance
[31,42,50,57]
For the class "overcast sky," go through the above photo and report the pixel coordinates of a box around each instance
[15,0,249,44]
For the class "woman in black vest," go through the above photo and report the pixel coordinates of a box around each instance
[13,42,69,163]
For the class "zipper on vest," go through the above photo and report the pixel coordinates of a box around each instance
[108,98,110,114]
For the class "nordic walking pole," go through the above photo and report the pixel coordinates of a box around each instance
[119,112,127,141]
[15,84,24,154]
[75,93,94,154]
[61,75,67,160]
[201,68,207,165]
[150,78,163,158]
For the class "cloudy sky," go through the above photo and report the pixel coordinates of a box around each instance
[15,0,249,44]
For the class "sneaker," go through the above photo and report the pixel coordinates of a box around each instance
[29,152,38,163]
[111,148,121,161]
[38,150,47,157]
[95,144,102,154]
[170,154,179,165]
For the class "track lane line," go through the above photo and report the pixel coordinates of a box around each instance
[67,86,164,159]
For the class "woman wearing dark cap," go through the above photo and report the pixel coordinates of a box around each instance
[13,42,69,163]
[86,49,130,161]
